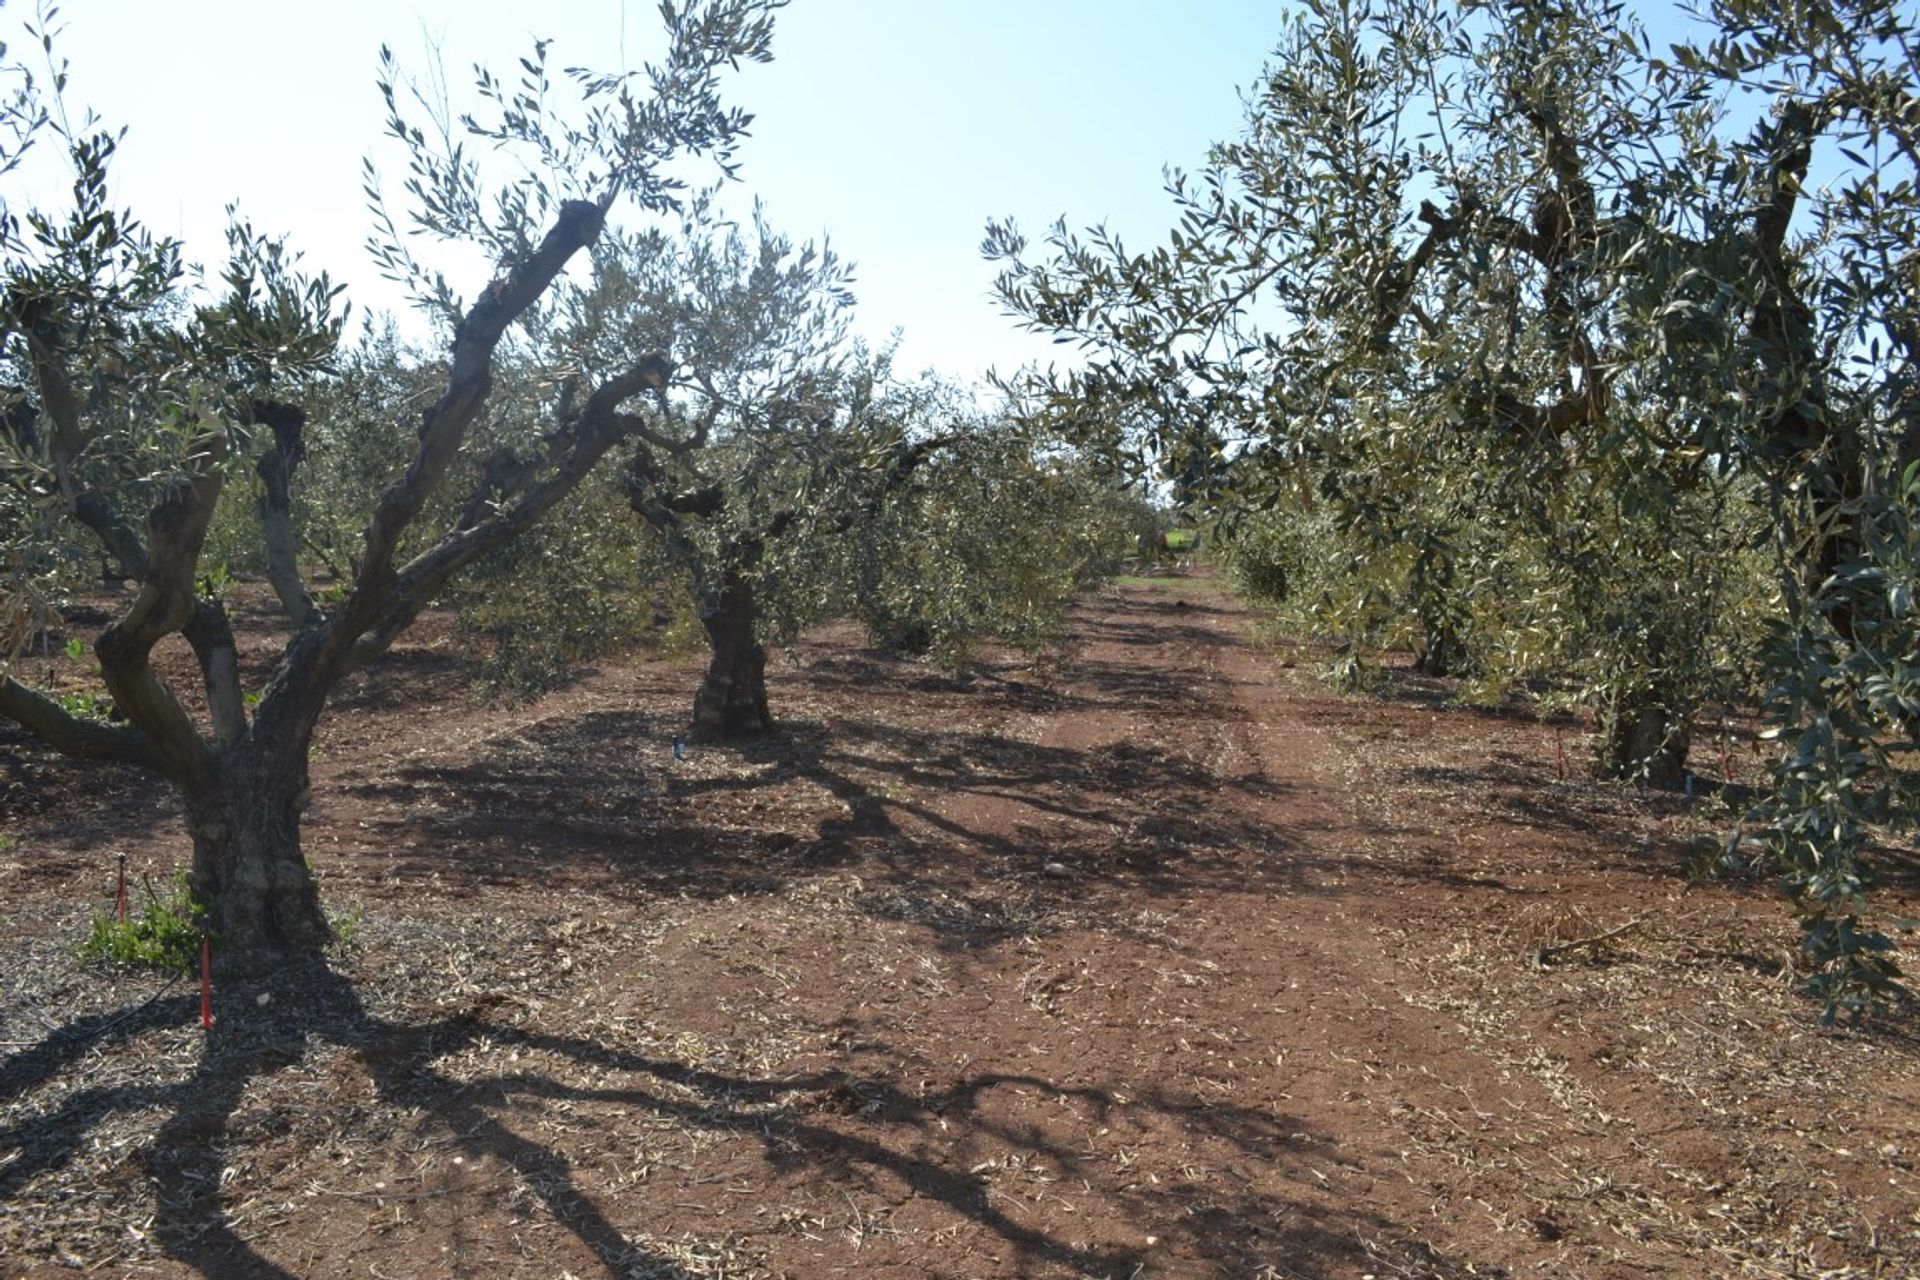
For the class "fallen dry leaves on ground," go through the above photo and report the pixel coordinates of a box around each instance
[2,575,1917,1279]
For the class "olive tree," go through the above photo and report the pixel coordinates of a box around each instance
[988,0,1920,1013]
[0,1,782,968]
[548,202,998,735]
[1670,0,1920,1014]
[990,0,1751,784]
[833,422,1142,666]
[540,202,853,734]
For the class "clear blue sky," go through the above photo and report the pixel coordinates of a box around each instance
[15,1,1710,383]
[16,1,1292,382]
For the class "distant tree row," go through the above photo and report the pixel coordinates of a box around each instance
[991,0,1920,1018]
[0,3,1143,967]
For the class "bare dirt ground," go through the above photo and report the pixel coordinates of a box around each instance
[3,574,1919,1279]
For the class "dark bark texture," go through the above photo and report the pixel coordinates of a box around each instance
[185,743,330,972]
[692,567,773,736]
[1600,697,1692,791]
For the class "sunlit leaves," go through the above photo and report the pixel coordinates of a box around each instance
[990,0,1920,1016]
[363,0,784,326]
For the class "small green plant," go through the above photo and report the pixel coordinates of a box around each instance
[53,690,115,721]
[78,869,205,973]
[195,563,234,600]
[63,637,86,661]
[327,906,364,951]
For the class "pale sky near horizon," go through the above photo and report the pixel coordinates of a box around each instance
[12,0,1296,384]
[12,1,1710,385]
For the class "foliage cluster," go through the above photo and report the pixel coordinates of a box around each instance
[991,0,1920,1015]
[831,434,1142,667]
[446,470,698,698]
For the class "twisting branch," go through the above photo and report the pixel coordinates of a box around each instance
[342,353,673,672]
[0,675,163,770]
[94,432,229,787]
[623,438,715,534]
[1370,200,1460,348]
[71,493,150,582]
[1379,116,1612,440]
[353,199,609,599]
[251,398,317,629]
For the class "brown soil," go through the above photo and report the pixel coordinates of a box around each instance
[3,575,1919,1279]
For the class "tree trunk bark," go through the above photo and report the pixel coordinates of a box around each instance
[1599,695,1692,790]
[184,742,330,972]
[1412,618,1467,678]
[1409,539,1467,678]
[692,568,773,736]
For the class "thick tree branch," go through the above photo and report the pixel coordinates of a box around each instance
[343,353,671,673]
[1523,106,1597,252]
[251,398,317,629]
[1403,113,1611,437]
[94,433,228,787]
[0,674,164,770]
[1748,97,1834,463]
[624,430,720,534]
[71,493,150,581]
[449,359,668,531]
[629,395,711,454]
[1744,93,1862,632]
[182,599,248,744]
[1370,201,1461,349]
[354,199,610,598]
[11,297,87,462]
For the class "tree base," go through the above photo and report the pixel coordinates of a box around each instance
[1600,705,1692,791]
[692,677,774,737]
[187,770,331,974]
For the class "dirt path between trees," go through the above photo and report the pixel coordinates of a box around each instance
[3,575,1918,1278]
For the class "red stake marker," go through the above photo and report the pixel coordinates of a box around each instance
[115,854,127,922]
[1555,726,1568,781]
[200,935,214,1030]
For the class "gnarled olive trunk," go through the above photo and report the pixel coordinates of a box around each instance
[1599,694,1692,790]
[2,191,678,974]
[1409,535,1469,678]
[1412,612,1468,678]
[184,739,330,972]
[693,567,773,736]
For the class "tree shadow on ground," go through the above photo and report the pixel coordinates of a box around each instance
[803,615,1227,721]
[0,969,1494,1279]
[0,725,180,863]
[753,716,1336,925]
[330,646,478,713]
[1395,757,1715,880]
[338,697,1340,945]
[0,968,712,1279]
